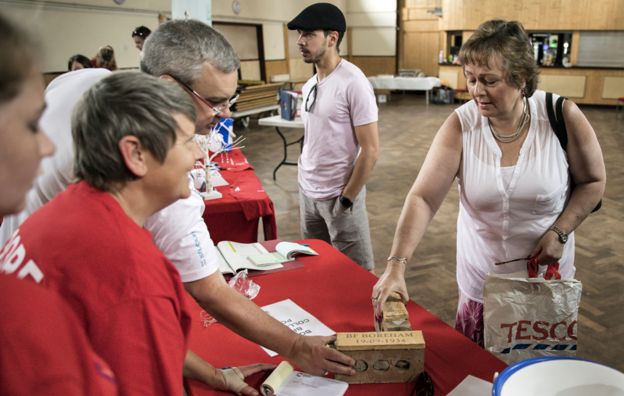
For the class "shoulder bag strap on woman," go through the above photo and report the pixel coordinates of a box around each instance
[545,92,602,213]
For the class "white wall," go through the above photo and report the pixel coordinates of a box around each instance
[0,0,169,72]
[1,0,394,72]
[211,0,347,62]
[1,0,165,72]
[347,0,396,56]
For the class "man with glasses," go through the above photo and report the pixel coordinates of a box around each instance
[142,19,354,379]
[0,18,354,390]
[288,3,380,271]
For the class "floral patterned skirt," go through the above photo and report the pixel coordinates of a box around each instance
[454,291,484,347]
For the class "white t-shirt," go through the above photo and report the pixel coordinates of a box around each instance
[0,68,218,282]
[454,90,575,302]
[298,59,378,199]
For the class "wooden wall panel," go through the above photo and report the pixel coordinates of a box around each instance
[240,60,261,81]
[602,77,624,99]
[440,0,624,30]
[439,65,466,89]
[570,31,581,65]
[349,56,397,77]
[539,67,624,105]
[538,75,587,98]
[402,31,440,76]
[403,20,441,32]
[43,72,63,88]
[264,60,289,83]
[288,59,314,82]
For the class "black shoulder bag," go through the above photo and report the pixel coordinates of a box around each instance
[545,92,602,212]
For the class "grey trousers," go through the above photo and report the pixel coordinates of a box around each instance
[299,188,375,270]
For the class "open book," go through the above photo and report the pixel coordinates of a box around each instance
[216,241,284,274]
[261,361,348,396]
[246,242,318,266]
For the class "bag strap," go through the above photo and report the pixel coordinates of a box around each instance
[546,92,568,151]
[546,92,602,213]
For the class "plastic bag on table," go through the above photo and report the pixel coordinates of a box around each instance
[209,118,234,153]
[190,162,207,192]
[200,270,261,327]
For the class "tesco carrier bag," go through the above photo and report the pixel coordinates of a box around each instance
[483,261,582,364]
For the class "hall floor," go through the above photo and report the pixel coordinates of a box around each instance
[242,93,624,371]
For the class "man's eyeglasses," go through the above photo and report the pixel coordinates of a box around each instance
[305,83,317,112]
[170,75,239,117]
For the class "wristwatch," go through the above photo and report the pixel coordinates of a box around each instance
[339,195,353,209]
[548,225,568,244]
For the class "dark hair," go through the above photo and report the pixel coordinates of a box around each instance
[132,25,151,38]
[0,13,39,104]
[72,71,196,192]
[67,54,92,71]
[459,20,539,97]
[323,30,344,52]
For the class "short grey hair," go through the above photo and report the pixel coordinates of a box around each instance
[72,71,196,192]
[141,19,240,86]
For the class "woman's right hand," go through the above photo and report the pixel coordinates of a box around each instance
[372,264,408,315]
[219,363,275,396]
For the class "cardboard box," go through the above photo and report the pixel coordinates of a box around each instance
[333,331,425,384]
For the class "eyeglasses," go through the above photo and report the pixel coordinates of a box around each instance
[305,83,317,112]
[170,75,239,117]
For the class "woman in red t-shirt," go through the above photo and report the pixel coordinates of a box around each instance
[0,12,118,396]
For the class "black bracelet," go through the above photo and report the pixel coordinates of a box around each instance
[339,195,353,209]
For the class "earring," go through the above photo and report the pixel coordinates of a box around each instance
[521,87,526,97]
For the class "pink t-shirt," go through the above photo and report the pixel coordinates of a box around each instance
[298,59,378,199]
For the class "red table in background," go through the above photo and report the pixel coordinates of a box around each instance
[203,149,277,243]
[186,239,506,396]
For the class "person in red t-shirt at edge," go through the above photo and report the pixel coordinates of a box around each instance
[0,12,118,396]
[0,66,279,393]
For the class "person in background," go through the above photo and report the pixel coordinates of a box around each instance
[132,25,151,51]
[0,18,355,383]
[372,19,605,346]
[287,3,380,271]
[92,45,117,71]
[0,12,117,395]
[67,53,92,71]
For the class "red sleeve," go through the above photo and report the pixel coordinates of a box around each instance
[0,276,118,396]
[91,297,187,396]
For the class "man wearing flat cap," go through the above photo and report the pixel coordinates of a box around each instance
[288,3,379,270]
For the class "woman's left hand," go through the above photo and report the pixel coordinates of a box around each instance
[530,230,564,266]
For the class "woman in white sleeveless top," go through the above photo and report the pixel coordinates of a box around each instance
[372,20,605,345]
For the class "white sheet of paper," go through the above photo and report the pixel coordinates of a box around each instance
[260,299,334,357]
[447,375,492,396]
[279,371,348,396]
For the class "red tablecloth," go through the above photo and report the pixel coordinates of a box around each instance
[185,240,506,395]
[203,149,277,243]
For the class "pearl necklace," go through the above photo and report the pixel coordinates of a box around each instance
[488,97,530,143]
